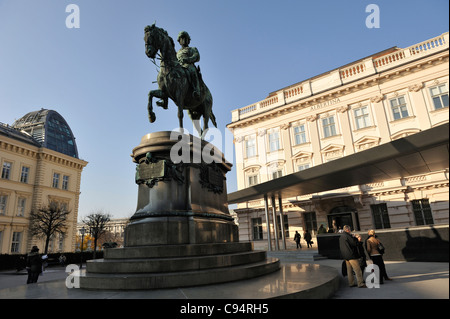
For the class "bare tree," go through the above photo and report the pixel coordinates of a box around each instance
[82,211,111,259]
[29,202,70,254]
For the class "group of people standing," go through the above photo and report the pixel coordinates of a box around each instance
[339,225,392,288]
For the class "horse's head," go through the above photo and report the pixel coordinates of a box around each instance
[144,23,159,59]
[144,24,175,60]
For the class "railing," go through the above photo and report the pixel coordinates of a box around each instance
[233,32,449,121]
[284,84,304,99]
[374,50,406,69]
[340,62,366,79]
[238,104,257,116]
[409,33,447,56]
[260,95,278,108]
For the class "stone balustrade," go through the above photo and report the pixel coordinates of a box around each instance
[231,32,449,122]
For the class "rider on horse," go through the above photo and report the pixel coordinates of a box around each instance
[145,24,216,136]
[176,31,201,100]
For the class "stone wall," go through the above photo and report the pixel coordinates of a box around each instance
[317,225,449,262]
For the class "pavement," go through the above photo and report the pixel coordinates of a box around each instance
[0,249,448,300]
[310,258,448,299]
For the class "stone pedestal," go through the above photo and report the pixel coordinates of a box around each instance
[79,132,279,290]
[125,131,238,246]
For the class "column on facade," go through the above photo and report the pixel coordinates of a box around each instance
[278,195,287,249]
[336,105,354,155]
[408,84,432,130]
[271,195,280,250]
[233,135,245,190]
[257,129,268,181]
[280,123,294,175]
[306,115,322,166]
[370,95,391,144]
[263,194,272,251]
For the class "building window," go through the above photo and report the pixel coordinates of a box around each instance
[62,175,69,190]
[272,169,283,180]
[411,199,434,225]
[390,96,409,120]
[46,113,78,158]
[17,198,26,217]
[304,212,318,235]
[0,195,7,215]
[293,124,307,145]
[245,136,256,158]
[1,162,12,179]
[322,116,337,138]
[58,233,65,251]
[20,166,29,183]
[268,130,281,152]
[251,218,263,240]
[247,174,258,187]
[11,232,22,253]
[354,105,371,129]
[297,163,310,171]
[51,201,68,213]
[276,215,289,238]
[52,173,60,188]
[430,84,449,110]
[48,235,54,252]
[370,203,391,229]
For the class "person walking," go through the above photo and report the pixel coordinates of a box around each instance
[293,231,302,249]
[26,246,42,284]
[304,230,313,248]
[366,229,392,284]
[339,225,367,288]
[59,254,67,266]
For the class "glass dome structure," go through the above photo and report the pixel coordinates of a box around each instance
[12,109,79,158]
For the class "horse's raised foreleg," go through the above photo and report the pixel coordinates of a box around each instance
[148,90,157,123]
[148,89,167,123]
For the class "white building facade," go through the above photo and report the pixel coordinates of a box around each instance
[227,33,449,249]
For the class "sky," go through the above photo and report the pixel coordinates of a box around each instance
[0,0,448,220]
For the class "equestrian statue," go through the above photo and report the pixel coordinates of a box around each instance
[144,24,217,138]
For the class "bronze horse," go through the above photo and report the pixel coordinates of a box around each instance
[144,24,216,137]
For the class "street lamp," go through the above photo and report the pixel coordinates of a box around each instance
[80,226,86,269]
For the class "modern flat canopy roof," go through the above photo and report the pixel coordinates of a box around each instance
[228,123,449,204]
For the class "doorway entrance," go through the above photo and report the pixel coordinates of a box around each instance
[327,206,360,232]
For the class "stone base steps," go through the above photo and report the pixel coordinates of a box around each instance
[104,242,254,259]
[268,250,327,262]
[78,242,280,290]
[79,258,280,290]
[87,251,268,274]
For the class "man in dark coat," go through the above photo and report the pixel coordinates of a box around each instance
[304,230,313,248]
[26,246,42,284]
[339,225,367,288]
[294,231,301,249]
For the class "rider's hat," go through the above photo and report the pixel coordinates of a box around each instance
[177,31,191,42]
